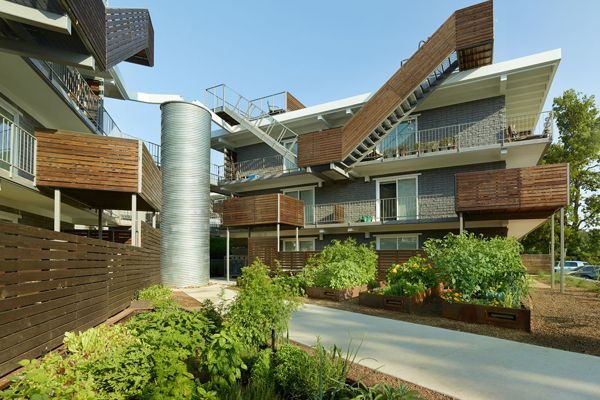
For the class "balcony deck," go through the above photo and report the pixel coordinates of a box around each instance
[222,193,304,227]
[455,163,569,219]
[35,129,161,211]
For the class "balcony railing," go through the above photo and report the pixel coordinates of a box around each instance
[29,59,162,166]
[308,195,456,226]
[0,113,35,181]
[216,154,303,183]
[373,111,553,160]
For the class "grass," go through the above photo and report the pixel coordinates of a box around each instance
[534,271,600,291]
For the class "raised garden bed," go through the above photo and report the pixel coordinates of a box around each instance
[306,285,367,301]
[359,291,426,313]
[441,300,531,332]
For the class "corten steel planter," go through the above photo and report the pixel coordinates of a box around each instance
[441,300,531,332]
[359,290,428,313]
[306,285,367,301]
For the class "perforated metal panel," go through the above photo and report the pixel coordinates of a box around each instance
[160,101,211,287]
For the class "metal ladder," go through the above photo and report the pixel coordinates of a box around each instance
[205,84,298,166]
[343,53,459,167]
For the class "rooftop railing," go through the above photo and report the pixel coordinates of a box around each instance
[374,111,553,161]
[0,113,36,181]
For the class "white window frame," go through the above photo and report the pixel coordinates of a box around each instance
[281,237,316,252]
[374,173,420,221]
[282,186,316,225]
[281,138,298,172]
[375,233,420,250]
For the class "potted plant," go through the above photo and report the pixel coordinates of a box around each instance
[398,144,409,157]
[301,239,377,301]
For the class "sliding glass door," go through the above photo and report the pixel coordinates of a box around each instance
[377,177,418,221]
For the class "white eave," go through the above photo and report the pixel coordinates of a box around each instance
[211,49,561,148]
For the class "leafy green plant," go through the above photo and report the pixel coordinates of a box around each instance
[203,332,247,392]
[383,281,426,297]
[301,239,377,289]
[337,383,421,399]
[424,233,528,307]
[386,256,437,289]
[136,284,176,309]
[227,259,302,349]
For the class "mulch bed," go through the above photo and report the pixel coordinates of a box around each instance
[307,286,600,357]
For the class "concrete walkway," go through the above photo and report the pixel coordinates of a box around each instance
[289,304,600,400]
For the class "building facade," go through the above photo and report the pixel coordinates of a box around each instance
[208,1,569,270]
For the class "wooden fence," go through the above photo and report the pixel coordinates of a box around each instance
[0,221,160,376]
[521,254,551,274]
[275,250,422,280]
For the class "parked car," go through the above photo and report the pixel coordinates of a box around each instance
[554,260,590,272]
[570,265,600,280]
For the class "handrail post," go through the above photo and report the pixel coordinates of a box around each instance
[9,120,14,178]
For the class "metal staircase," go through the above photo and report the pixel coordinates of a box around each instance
[343,53,459,167]
[205,84,299,166]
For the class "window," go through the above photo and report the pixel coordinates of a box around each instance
[282,238,315,252]
[375,175,419,221]
[282,139,298,172]
[283,186,315,225]
[375,234,419,250]
[377,117,417,157]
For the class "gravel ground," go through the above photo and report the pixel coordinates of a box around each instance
[307,284,600,357]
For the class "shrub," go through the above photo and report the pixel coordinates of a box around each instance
[386,256,437,289]
[226,259,302,349]
[383,280,427,297]
[424,233,528,307]
[301,239,377,289]
[136,284,175,309]
[337,383,421,399]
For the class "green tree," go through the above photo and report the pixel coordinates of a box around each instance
[521,89,600,261]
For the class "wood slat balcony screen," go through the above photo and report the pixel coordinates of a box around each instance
[0,221,160,377]
[297,1,493,167]
[455,163,569,217]
[35,129,161,211]
[223,194,304,227]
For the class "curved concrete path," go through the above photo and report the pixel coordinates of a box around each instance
[289,304,600,400]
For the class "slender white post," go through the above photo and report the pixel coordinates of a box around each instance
[295,227,299,251]
[560,207,565,294]
[98,208,103,240]
[152,212,157,229]
[131,194,137,246]
[550,213,555,290]
[226,227,230,282]
[276,223,281,252]
[459,212,464,234]
[53,189,61,232]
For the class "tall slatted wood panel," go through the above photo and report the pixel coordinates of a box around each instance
[0,221,160,376]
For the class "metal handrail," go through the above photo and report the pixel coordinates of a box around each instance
[217,154,303,182]
[311,195,456,225]
[0,112,36,180]
[376,111,553,160]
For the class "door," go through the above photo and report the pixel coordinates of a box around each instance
[396,178,417,220]
[284,188,315,225]
[377,177,418,221]
[282,139,298,172]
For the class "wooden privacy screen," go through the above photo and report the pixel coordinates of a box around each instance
[223,194,304,227]
[297,1,493,167]
[0,221,160,377]
[455,163,569,217]
[521,254,551,274]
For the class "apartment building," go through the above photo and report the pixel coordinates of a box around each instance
[0,0,161,243]
[209,1,569,267]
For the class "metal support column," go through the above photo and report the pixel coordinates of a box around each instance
[98,208,103,240]
[152,212,157,229]
[226,227,230,282]
[550,213,555,290]
[276,223,280,252]
[131,194,137,247]
[296,227,299,251]
[559,207,565,294]
[53,189,61,232]
[459,212,464,234]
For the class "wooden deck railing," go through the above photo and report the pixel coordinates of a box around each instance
[455,164,569,216]
[0,221,160,377]
[223,194,304,227]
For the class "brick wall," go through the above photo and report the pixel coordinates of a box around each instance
[418,96,506,147]
[235,142,279,163]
